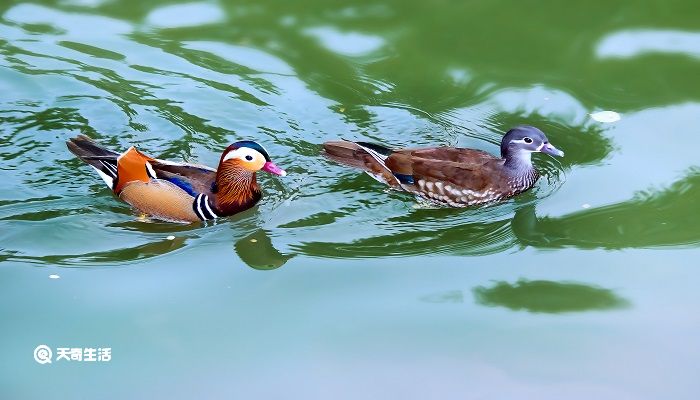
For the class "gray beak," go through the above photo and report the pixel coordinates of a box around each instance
[540,143,564,157]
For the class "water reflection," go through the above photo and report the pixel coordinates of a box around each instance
[181,41,295,75]
[288,168,700,258]
[303,26,385,57]
[145,2,225,29]
[293,212,516,258]
[0,235,188,266]
[4,3,132,37]
[513,169,700,249]
[473,279,629,313]
[597,29,700,60]
[234,229,294,270]
[7,165,695,267]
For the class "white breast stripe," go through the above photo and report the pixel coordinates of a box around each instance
[194,194,206,220]
[203,196,219,218]
[193,193,218,220]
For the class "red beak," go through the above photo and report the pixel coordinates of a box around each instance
[261,161,286,176]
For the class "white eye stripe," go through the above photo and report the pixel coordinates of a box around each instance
[223,147,262,162]
[510,139,530,144]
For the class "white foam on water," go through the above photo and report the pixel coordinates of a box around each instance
[590,111,621,123]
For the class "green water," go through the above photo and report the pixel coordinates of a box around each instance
[2,0,699,398]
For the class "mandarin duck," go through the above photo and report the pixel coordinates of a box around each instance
[323,125,563,207]
[67,135,286,223]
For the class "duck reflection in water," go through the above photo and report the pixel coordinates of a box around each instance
[472,279,629,314]
[290,168,700,258]
[17,169,697,267]
[512,168,700,250]
[234,229,294,270]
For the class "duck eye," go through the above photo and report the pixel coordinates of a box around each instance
[523,137,533,144]
[245,155,254,161]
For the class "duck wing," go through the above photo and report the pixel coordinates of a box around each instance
[395,147,497,164]
[323,141,505,194]
[386,148,501,188]
[383,147,510,204]
[149,160,217,197]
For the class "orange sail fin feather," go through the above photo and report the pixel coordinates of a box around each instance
[114,147,156,193]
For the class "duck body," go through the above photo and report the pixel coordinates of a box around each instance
[323,126,563,207]
[67,136,285,223]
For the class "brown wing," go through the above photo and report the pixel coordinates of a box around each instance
[396,147,497,164]
[410,158,505,189]
[383,147,510,205]
[150,160,217,195]
[386,147,502,189]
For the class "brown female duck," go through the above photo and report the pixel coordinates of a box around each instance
[67,136,286,223]
[323,125,563,207]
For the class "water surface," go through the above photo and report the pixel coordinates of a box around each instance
[1,1,699,399]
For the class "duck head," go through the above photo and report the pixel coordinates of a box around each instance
[218,140,286,177]
[501,126,564,165]
[214,140,285,208]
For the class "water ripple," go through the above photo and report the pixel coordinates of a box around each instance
[1,1,696,268]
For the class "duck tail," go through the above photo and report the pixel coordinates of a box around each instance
[66,135,120,188]
[322,140,392,170]
[323,140,402,186]
[323,140,365,169]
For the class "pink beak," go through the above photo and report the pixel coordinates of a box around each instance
[261,161,287,176]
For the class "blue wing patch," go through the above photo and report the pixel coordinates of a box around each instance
[165,176,197,196]
[393,173,414,185]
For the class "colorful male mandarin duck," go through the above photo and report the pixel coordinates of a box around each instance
[67,135,286,223]
[323,125,563,207]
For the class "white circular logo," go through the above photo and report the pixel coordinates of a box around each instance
[34,345,52,364]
